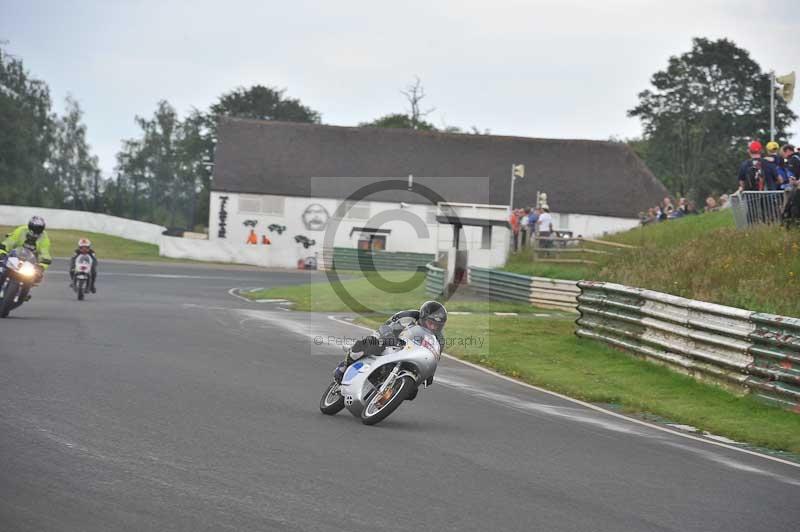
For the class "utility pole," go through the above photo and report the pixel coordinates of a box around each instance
[770,70,776,142]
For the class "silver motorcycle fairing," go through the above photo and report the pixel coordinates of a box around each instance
[339,325,440,417]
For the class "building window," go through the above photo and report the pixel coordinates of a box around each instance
[239,196,261,214]
[340,200,370,220]
[261,195,285,215]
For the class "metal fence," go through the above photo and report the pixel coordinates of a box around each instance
[729,191,786,229]
[425,263,445,297]
[467,267,579,311]
[575,281,800,411]
[324,247,435,272]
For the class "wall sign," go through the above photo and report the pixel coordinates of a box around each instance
[217,196,229,238]
[302,203,329,231]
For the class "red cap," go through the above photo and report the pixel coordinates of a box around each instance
[748,140,762,153]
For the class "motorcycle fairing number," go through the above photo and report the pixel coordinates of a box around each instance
[341,361,364,385]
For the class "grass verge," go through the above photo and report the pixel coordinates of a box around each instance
[1,225,162,261]
[244,271,551,314]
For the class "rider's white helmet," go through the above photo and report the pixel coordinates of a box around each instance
[78,238,92,248]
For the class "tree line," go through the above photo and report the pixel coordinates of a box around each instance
[1,37,795,229]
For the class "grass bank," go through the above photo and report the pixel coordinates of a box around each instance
[505,210,800,317]
[2,225,162,261]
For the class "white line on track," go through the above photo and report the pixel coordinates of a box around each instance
[326,314,800,471]
[227,288,254,303]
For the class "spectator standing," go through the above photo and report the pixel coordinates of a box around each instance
[719,194,731,209]
[509,208,520,251]
[537,207,554,249]
[764,141,784,188]
[526,207,538,246]
[705,196,719,212]
[738,140,778,191]
[783,144,800,184]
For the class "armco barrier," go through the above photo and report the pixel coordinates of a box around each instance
[467,266,579,311]
[425,263,445,297]
[575,281,800,411]
[0,204,165,244]
[331,247,434,272]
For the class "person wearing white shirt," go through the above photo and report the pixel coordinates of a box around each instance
[537,208,554,249]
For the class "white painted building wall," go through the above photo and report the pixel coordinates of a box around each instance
[547,212,641,238]
[208,192,514,269]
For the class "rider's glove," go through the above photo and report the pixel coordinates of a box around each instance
[0,243,6,255]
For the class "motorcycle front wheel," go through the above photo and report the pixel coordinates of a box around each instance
[1,281,19,318]
[77,279,85,300]
[361,376,416,426]
[319,381,345,415]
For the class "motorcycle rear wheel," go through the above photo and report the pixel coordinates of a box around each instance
[319,381,345,415]
[1,281,19,318]
[361,376,416,426]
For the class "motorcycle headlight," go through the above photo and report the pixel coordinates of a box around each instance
[19,262,36,278]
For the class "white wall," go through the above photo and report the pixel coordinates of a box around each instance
[208,192,515,269]
[0,204,166,243]
[158,235,310,268]
[548,212,639,238]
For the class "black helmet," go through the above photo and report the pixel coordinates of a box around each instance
[419,300,447,334]
[28,215,46,236]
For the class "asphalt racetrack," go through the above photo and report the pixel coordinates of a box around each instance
[1,260,798,531]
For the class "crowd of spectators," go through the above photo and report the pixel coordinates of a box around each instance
[640,141,800,226]
[737,141,800,192]
[509,205,555,251]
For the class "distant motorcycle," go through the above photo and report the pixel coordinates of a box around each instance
[319,324,441,425]
[0,246,40,318]
[72,253,94,300]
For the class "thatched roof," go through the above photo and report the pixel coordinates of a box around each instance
[212,117,666,218]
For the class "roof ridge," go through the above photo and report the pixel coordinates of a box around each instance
[219,116,623,146]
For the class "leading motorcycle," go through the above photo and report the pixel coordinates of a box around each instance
[0,246,40,318]
[319,323,441,425]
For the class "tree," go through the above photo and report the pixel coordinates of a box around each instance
[628,37,796,200]
[49,95,101,210]
[0,44,56,206]
[360,112,435,131]
[360,76,437,131]
[209,85,321,123]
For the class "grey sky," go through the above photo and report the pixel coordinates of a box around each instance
[3,0,799,174]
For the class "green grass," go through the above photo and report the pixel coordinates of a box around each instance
[1,225,163,261]
[360,313,800,454]
[504,210,800,317]
[245,270,550,314]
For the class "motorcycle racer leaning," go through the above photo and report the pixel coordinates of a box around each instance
[69,238,99,293]
[0,216,52,290]
[333,300,448,387]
